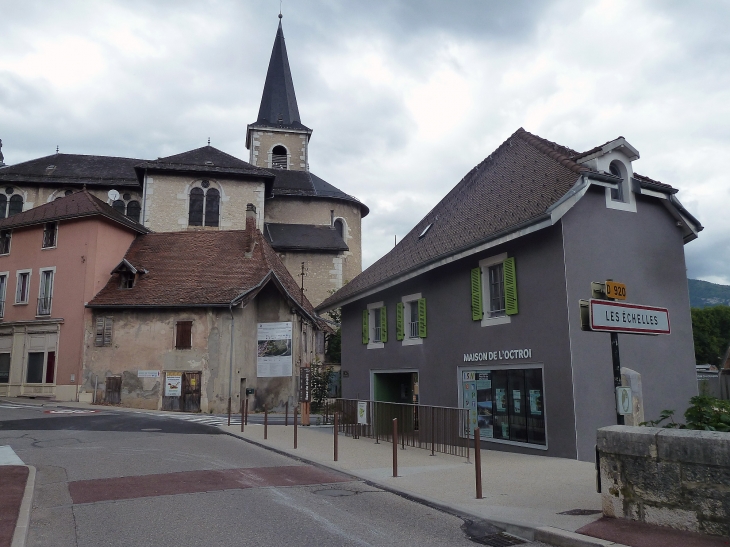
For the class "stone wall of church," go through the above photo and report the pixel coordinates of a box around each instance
[142,174,266,233]
[2,184,142,216]
[248,129,308,171]
[276,250,347,309]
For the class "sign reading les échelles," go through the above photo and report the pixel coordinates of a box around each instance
[589,299,670,335]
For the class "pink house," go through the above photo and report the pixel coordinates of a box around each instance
[0,191,147,400]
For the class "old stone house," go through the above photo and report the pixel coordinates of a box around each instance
[85,206,327,413]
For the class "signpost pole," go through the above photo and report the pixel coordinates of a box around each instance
[610,332,625,426]
[240,398,244,433]
[392,418,398,477]
[264,405,268,440]
[285,401,289,427]
[294,406,298,449]
[474,427,483,499]
[333,411,339,461]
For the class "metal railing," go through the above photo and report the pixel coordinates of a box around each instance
[37,297,52,316]
[409,321,419,338]
[331,399,469,457]
[373,326,382,342]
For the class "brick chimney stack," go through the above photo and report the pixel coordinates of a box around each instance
[245,203,257,255]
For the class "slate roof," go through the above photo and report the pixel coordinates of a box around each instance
[0,189,148,233]
[265,223,348,252]
[88,229,325,327]
[251,20,310,132]
[317,128,682,311]
[0,153,142,188]
[270,169,370,216]
[135,146,273,181]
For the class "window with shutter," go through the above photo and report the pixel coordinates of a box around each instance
[362,309,369,344]
[417,298,427,338]
[175,321,193,349]
[470,268,483,321]
[477,253,515,326]
[95,317,105,346]
[396,303,404,341]
[503,257,518,316]
[103,318,113,346]
[400,293,424,345]
[379,306,388,343]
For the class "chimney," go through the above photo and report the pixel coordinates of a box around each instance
[245,203,257,255]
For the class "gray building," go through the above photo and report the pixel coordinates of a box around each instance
[317,128,702,461]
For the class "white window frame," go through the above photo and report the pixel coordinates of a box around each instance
[15,269,31,305]
[603,157,637,213]
[478,253,511,327]
[41,222,58,249]
[0,271,8,318]
[366,301,384,350]
[37,267,55,317]
[401,292,423,346]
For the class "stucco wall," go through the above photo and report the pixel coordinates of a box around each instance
[142,173,266,233]
[562,187,698,461]
[340,226,578,459]
[6,184,141,214]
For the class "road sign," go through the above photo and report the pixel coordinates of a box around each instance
[616,387,632,415]
[605,281,627,300]
[589,299,670,335]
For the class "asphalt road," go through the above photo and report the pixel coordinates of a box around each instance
[0,402,550,547]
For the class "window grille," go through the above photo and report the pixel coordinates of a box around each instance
[409,300,419,338]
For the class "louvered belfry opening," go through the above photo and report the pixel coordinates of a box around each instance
[271,145,288,169]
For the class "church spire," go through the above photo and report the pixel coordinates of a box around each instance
[256,17,302,128]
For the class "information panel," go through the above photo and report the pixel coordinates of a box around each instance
[165,372,182,397]
[257,322,293,378]
[589,299,670,335]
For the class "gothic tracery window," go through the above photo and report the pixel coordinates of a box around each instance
[188,183,220,227]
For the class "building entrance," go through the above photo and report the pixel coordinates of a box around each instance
[372,371,419,404]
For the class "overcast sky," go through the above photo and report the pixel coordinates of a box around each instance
[1,1,729,283]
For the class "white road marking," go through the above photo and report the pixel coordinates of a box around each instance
[0,445,24,465]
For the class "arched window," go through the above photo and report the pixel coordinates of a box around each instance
[334,218,345,239]
[271,145,288,170]
[609,162,624,202]
[8,195,23,217]
[0,195,6,220]
[126,201,141,223]
[112,200,126,215]
[188,184,220,227]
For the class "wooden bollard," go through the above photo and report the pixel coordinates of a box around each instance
[474,427,482,499]
[294,406,298,449]
[333,412,339,461]
[392,418,398,477]
[264,405,268,440]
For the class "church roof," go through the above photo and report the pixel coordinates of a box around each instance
[0,153,142,188]
[0,189,148,233]
[136,146,273,179]
[270,169,370,216]
[251,20,310,132]
[265,222,349,252]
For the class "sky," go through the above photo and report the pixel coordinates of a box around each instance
[1,1,729,283]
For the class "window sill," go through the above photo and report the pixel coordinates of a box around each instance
[14,302,28,306]
[41,246,57,251]
[402,337,423,346]
[480,315,511,327]
[367,342,384,350]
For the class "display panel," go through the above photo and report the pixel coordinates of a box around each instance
[461,367,545,446]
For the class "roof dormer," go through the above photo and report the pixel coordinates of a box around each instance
[576,137,640,213]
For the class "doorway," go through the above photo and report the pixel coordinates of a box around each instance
[372,371,419,404]
[182,372,201,413]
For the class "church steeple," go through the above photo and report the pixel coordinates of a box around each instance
[256,18,303,128]
[247,16,312,171]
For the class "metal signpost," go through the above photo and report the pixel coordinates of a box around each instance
[580,281,670,425]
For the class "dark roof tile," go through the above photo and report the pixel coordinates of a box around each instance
[265,223,348,252]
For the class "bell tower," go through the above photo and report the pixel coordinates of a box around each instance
[246,15,312,172]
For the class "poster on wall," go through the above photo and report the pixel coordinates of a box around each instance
[257,322,293,378]
[461,371,494,439]
[165,372,182,397]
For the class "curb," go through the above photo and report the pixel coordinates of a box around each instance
[221,428,627,547]
[10,466,35,547]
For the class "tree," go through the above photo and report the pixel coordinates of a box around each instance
[691,305,730,366]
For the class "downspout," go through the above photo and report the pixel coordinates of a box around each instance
[228,301,235,425]
[141,168,148,228]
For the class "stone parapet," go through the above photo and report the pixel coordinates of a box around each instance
[598,425,730,537]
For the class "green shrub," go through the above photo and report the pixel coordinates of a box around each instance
[641,395,730,432]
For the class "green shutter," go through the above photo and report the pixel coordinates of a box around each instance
[503,257,518,315]
[362,309,369,344]
[418,298,427,338]
[380,306,388,343]
[470,268,483,321]
[396,303,404,341]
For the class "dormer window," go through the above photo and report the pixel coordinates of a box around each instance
[119,272,135,289]
[42,222,58,249]
[609,162,624,202]
[111,259,145,290]
[271,145,288,169]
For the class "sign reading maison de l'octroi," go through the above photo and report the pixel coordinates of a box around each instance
[464,349,532,362]
[589,299,670,335]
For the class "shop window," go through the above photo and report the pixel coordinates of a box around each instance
[271,145,288,169]
[16,270,31,304]
[188,184,220,227]
[0,230,10,255]
[461,367,545,447]
[42,222,58,248]
[25,351,55,384]
[95,317,113,347]
[0,353,9,383]
[472,254,518,326]
[397,294,426,345]
[175,321,193,349]
[363,302,386,349]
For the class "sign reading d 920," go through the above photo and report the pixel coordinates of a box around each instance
[589,299,670,335]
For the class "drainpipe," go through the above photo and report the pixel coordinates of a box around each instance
[141,168,148,227]
[228,301,235,425]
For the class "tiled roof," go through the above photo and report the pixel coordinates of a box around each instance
[0,189,148,233]
[265,223,349,252]
[318,127,680,310]
[270,170,369,216]
[0,153,142,188]
[135,146,273,179]
[88,229,324,327]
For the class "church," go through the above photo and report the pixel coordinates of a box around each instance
[0,17,368,309]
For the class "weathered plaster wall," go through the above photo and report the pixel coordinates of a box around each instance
[142,174,266,233]
[598,425,730,537]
